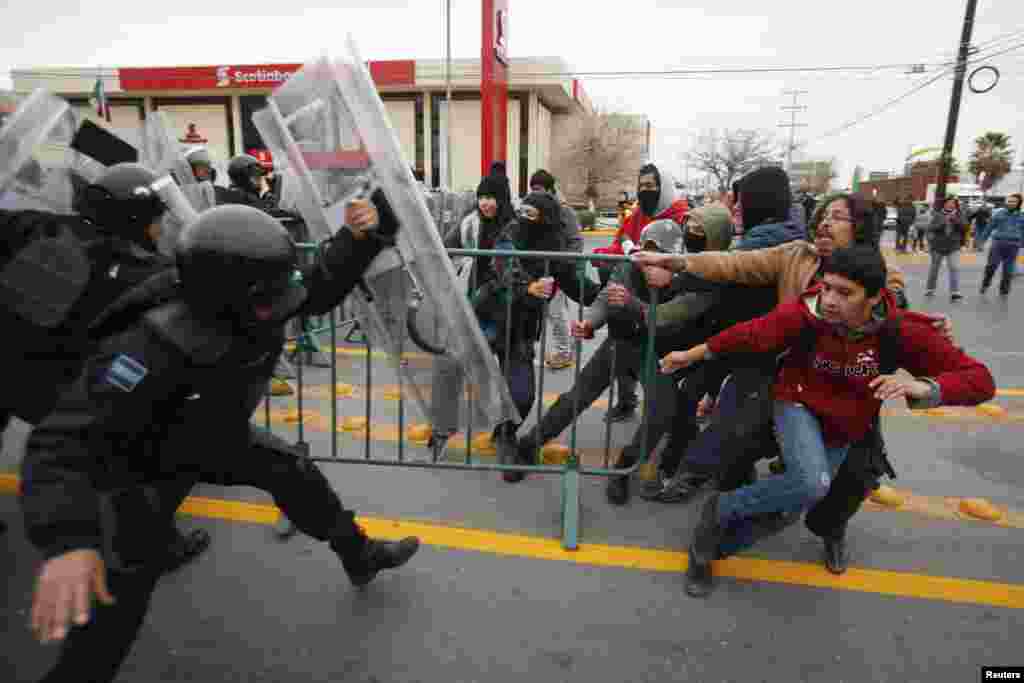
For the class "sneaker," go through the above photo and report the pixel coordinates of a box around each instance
[951,293,963,302]
[650,473,711,503]
[924,290,935,298]
[604,402,638,423]
[343,536,421,587]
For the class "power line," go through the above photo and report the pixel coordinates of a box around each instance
[9,60,963,82]
[807,40,1024,144]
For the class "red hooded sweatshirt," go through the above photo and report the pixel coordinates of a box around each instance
[706,286,995,446]
[595,199,689,257]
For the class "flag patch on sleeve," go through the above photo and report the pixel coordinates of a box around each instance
[103,354,148,392]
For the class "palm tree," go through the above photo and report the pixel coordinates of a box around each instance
[969,132,1014,192]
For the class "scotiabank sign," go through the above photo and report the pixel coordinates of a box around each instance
[119,60,415,91]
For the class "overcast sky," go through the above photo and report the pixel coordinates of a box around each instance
[2,0,1022,187]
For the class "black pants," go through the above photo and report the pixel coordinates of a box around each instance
[40,425,359,683]
[680,361,778,491]
[661,360,731,478]
[526,337,677,462]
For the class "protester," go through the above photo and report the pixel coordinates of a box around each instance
[594,163,687,421]
[980,193,1024,297]
[925,197,966,301]
[661,245,995,597]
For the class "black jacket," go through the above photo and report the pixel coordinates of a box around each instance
[20,205,395,563]
[0,210,174,423]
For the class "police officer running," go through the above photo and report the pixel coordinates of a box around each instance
[20,195,419,682]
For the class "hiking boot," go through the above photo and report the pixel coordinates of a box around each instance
[341,536,421,587]
[161,528,211,574]
[606,449,639,506]
[824,535,848,575]
[604,402,638,423]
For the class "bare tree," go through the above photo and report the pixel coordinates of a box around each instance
[552,110,647,211]
[686,128,783,193]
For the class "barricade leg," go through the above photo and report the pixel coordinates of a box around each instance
[561,464,581,551]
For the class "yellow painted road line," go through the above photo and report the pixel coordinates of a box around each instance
[0,473,1018,610]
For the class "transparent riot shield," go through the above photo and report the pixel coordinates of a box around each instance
[141,111,216,256]
[253,44,519,438]
[140,111,215,213]
[0,90,104,214]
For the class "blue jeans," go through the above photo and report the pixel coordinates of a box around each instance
[926,250,961,294]
[718,401,850,556]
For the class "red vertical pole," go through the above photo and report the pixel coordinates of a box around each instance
[481,0,509,177]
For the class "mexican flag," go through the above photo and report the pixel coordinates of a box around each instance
[91,78,111,122]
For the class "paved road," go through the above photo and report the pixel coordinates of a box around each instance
[2,237,1022,682]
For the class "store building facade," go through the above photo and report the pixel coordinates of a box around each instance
[10,56,593,197]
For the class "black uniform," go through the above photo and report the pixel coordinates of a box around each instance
[20,198,415,682]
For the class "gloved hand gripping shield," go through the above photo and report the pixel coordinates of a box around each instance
[253,40,520,447]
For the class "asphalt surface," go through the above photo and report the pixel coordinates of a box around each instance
[2,233,1022,682]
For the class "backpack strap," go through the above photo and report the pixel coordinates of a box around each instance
[877,313,903,376]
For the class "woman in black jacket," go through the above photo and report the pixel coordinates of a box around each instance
[925,197,966,301]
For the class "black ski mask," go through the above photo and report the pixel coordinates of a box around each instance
[637,164,662,217]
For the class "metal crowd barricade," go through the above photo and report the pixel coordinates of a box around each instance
[261,244,660,551]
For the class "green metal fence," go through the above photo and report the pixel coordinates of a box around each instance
[262,245,661,550]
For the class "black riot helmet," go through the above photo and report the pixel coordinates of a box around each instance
[184,146,217,183]
[227,154,266,194]
[176,204,305,330]
[78,162,167,250]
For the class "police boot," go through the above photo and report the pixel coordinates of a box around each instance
[606,447,639,506]
[824,534,848,575]
[686,493,723,598]
[332,528,421,588]
[161,527,212,574]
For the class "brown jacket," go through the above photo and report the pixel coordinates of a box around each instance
[682,240,905,302]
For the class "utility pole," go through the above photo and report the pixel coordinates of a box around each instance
[444,0,453,190]
[935,0,979,207]
[779,89,808,173]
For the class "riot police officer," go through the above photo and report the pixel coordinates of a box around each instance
[1,163,210,569]
[21,197,419,683]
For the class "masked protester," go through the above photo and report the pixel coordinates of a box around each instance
[529,169,583,370]
[980,193,1024,296]
[509,219,685,504]
[468,191,563,477]
[734,166,805,251]
[924,197,966,301]
[595,163,687,421]
[21,196,420,683]
[662,246,994,598]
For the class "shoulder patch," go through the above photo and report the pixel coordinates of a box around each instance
[103,354,148,392]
